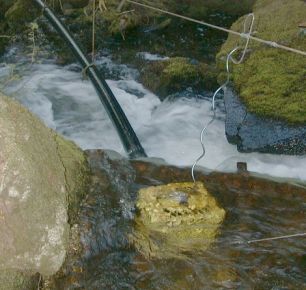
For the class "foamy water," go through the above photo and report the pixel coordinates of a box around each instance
[1,54,306,181]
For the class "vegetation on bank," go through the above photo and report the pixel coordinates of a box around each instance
[0,0,253,92]
[217,0,306,124]
[96,0,256,35]
[2,0,304,125]
[141,57,218,99]
[0,0,38,54]
[0,0,255,56]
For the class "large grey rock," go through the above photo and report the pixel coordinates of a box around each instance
[0,93,88,281]
[0,270,39,290]
[224,88,306,155]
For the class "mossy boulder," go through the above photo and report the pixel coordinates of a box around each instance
[0,0,14,19]
[87,0,255,38]
[177,0,255,15]
[100,0,256,34]
[62,0,89,9]
[131,182,225,259]
[0,93,89,281]
[217,0,306,124]
[4,0,38,32]
[0,0,39,56]
[140,57,218,99]
[79,0,160,36]
[0,0,13,54]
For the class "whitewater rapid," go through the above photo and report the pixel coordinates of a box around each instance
[1,53,305,181]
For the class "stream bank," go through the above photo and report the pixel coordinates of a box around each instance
[0,1,306,289]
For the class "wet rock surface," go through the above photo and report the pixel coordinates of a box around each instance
[224,88,306,155]
[0,270,40,290]
[132,182,225,259]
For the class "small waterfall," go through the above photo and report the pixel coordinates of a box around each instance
[1,48,306,181]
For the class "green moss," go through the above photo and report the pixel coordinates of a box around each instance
[0,0,14,19]
[183,0,255,17]
[55,134,90,224]
[141,57,218,98]
[141,57,187,97]
[198,62,219,90]
[187,4,208,19]
[5,0,38,32]
[217,0,306,124]
[97,0,255,37]
[162,57,198,87]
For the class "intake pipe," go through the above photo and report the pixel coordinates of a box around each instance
[33,0,147,159]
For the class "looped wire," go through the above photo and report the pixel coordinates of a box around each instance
[42,0,47,13]
[267,41,279,48]
[230,13,255,64]
[191,14,255,183]
[82,63,95,79]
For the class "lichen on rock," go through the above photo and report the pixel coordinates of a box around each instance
[131,182,225,259]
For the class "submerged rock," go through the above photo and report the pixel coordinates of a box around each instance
[224,88,306,154]
[0,93,89,284]
[131,182,225,259]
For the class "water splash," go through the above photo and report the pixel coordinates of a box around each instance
[1,51,306,181]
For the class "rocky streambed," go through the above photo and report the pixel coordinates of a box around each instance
[43,149,306,289]
[0,93,305,289]
[0,0,306,289]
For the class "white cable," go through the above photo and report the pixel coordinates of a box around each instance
[191,47,238,182]
[233,232,306,245]
[191,13,255,182]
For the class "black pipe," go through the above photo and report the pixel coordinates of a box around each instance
[33,0,147,159]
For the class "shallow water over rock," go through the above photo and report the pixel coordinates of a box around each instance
[45,150,306,289]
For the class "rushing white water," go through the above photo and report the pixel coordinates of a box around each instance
[136,52,169,61]
[1,53,306,181]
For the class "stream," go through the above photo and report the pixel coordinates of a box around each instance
[0,47,305,182]
[46,151,306,289]
[1,45,306,289]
